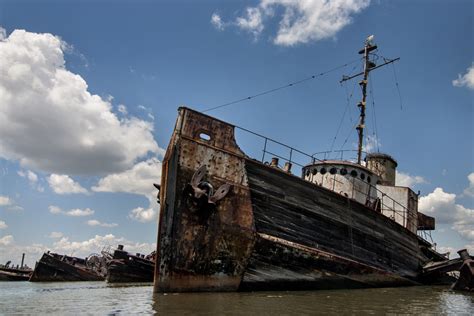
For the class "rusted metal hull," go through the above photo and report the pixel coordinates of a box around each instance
[452,250,474,292]
[29,252,104,282]
[153,108,436,292]
[106,248,155,283]
[0,267,32,281]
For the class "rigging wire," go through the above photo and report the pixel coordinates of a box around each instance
[383,56,404,110]
[327,64,360,156]
[338,121,359,154]
[368,73,380,152]
[201,58,362,113]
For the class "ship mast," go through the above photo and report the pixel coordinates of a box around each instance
[341,36,400,165]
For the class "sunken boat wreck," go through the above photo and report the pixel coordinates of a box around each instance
[106,245,155,283]
[0,254,32,281]
[29,252,107,282]
[153,38,457,292]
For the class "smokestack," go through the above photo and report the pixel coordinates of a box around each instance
[21,253,25,268]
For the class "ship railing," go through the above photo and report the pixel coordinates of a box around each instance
[234,125,423,239]
[324,174,417,227]
[310,150,368,162]
[235,127,367,172]
[235,125,321,169]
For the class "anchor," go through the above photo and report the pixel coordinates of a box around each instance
[183,165,232,216]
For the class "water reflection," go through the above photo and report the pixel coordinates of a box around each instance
[152,287,474,315]
[0,282,472,315]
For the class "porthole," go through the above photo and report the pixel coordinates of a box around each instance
[320,168,327,175]
[360,173,366,180]
[367,176,371,183]
[330,167,337,175]
[312,168,317,175]
[199,132,211,141]
[340,168,348,175]
[350,170,357,177]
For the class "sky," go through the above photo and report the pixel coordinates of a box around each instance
[0,0,472,267]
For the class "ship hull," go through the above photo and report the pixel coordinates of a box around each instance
[29,253,104,282]
[240,159,421,290]
[0,267,32,281]
[106,249,154,283]
[154,108,429,292]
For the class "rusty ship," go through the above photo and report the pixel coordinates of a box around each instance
[153,37,450,292]
[0,254,32,281]
[29,252,107,282]
[106,245,155,283]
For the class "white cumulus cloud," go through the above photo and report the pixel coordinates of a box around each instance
[52,234,155,258]
[236,7,264,39]
[0,241,47,268]
[117,104,127,115]
[48,174,88,194]
[396,171,426,188]
[48,231,63,238]
[0,28,162,175]
[419,187,474,242]
[0,195,12,206]
[66,208,94,217]
[0,195,22,211]
[49,205,94,217]
[0,234,155,268]
[0,235,13,246]
[92,158,161,197]
[18,169,44,192]
[92,158,161,223]
[216,0,371,46]
[128,207,156,223]
[87,219,118,228]
[364,135,381,153]
[453,63,474,90]
[211,13,226,31]
[18,169,37,183]
[463,172,474,197]
[48,205,62,214]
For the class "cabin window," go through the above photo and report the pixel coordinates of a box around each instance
[320,168,327,175]
[329,167,337,175]
[367,176,371,183]
[360,173,366,180]
[350,170,357,177]
[312,168,317,175]
[199,132,211,141]
[305,170,310,177]
[340,168,348,175]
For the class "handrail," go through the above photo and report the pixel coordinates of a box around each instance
[234,123,423,238]
[235,126,321,165]
[321,173,417,226]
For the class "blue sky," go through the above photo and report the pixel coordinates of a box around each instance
[0,0,472,266]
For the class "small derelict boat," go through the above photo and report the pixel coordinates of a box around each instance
[106,245,155,283]
[29,251,107,282]
[0,253,32,281]
[452,249,474,292]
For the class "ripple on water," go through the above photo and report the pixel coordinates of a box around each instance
[0,283,472,315]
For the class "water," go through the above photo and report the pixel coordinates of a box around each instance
[0,282,472,315]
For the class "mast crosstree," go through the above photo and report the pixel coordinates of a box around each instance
[340,36,400,165]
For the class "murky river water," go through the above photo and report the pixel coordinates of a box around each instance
[0,282,472,315]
